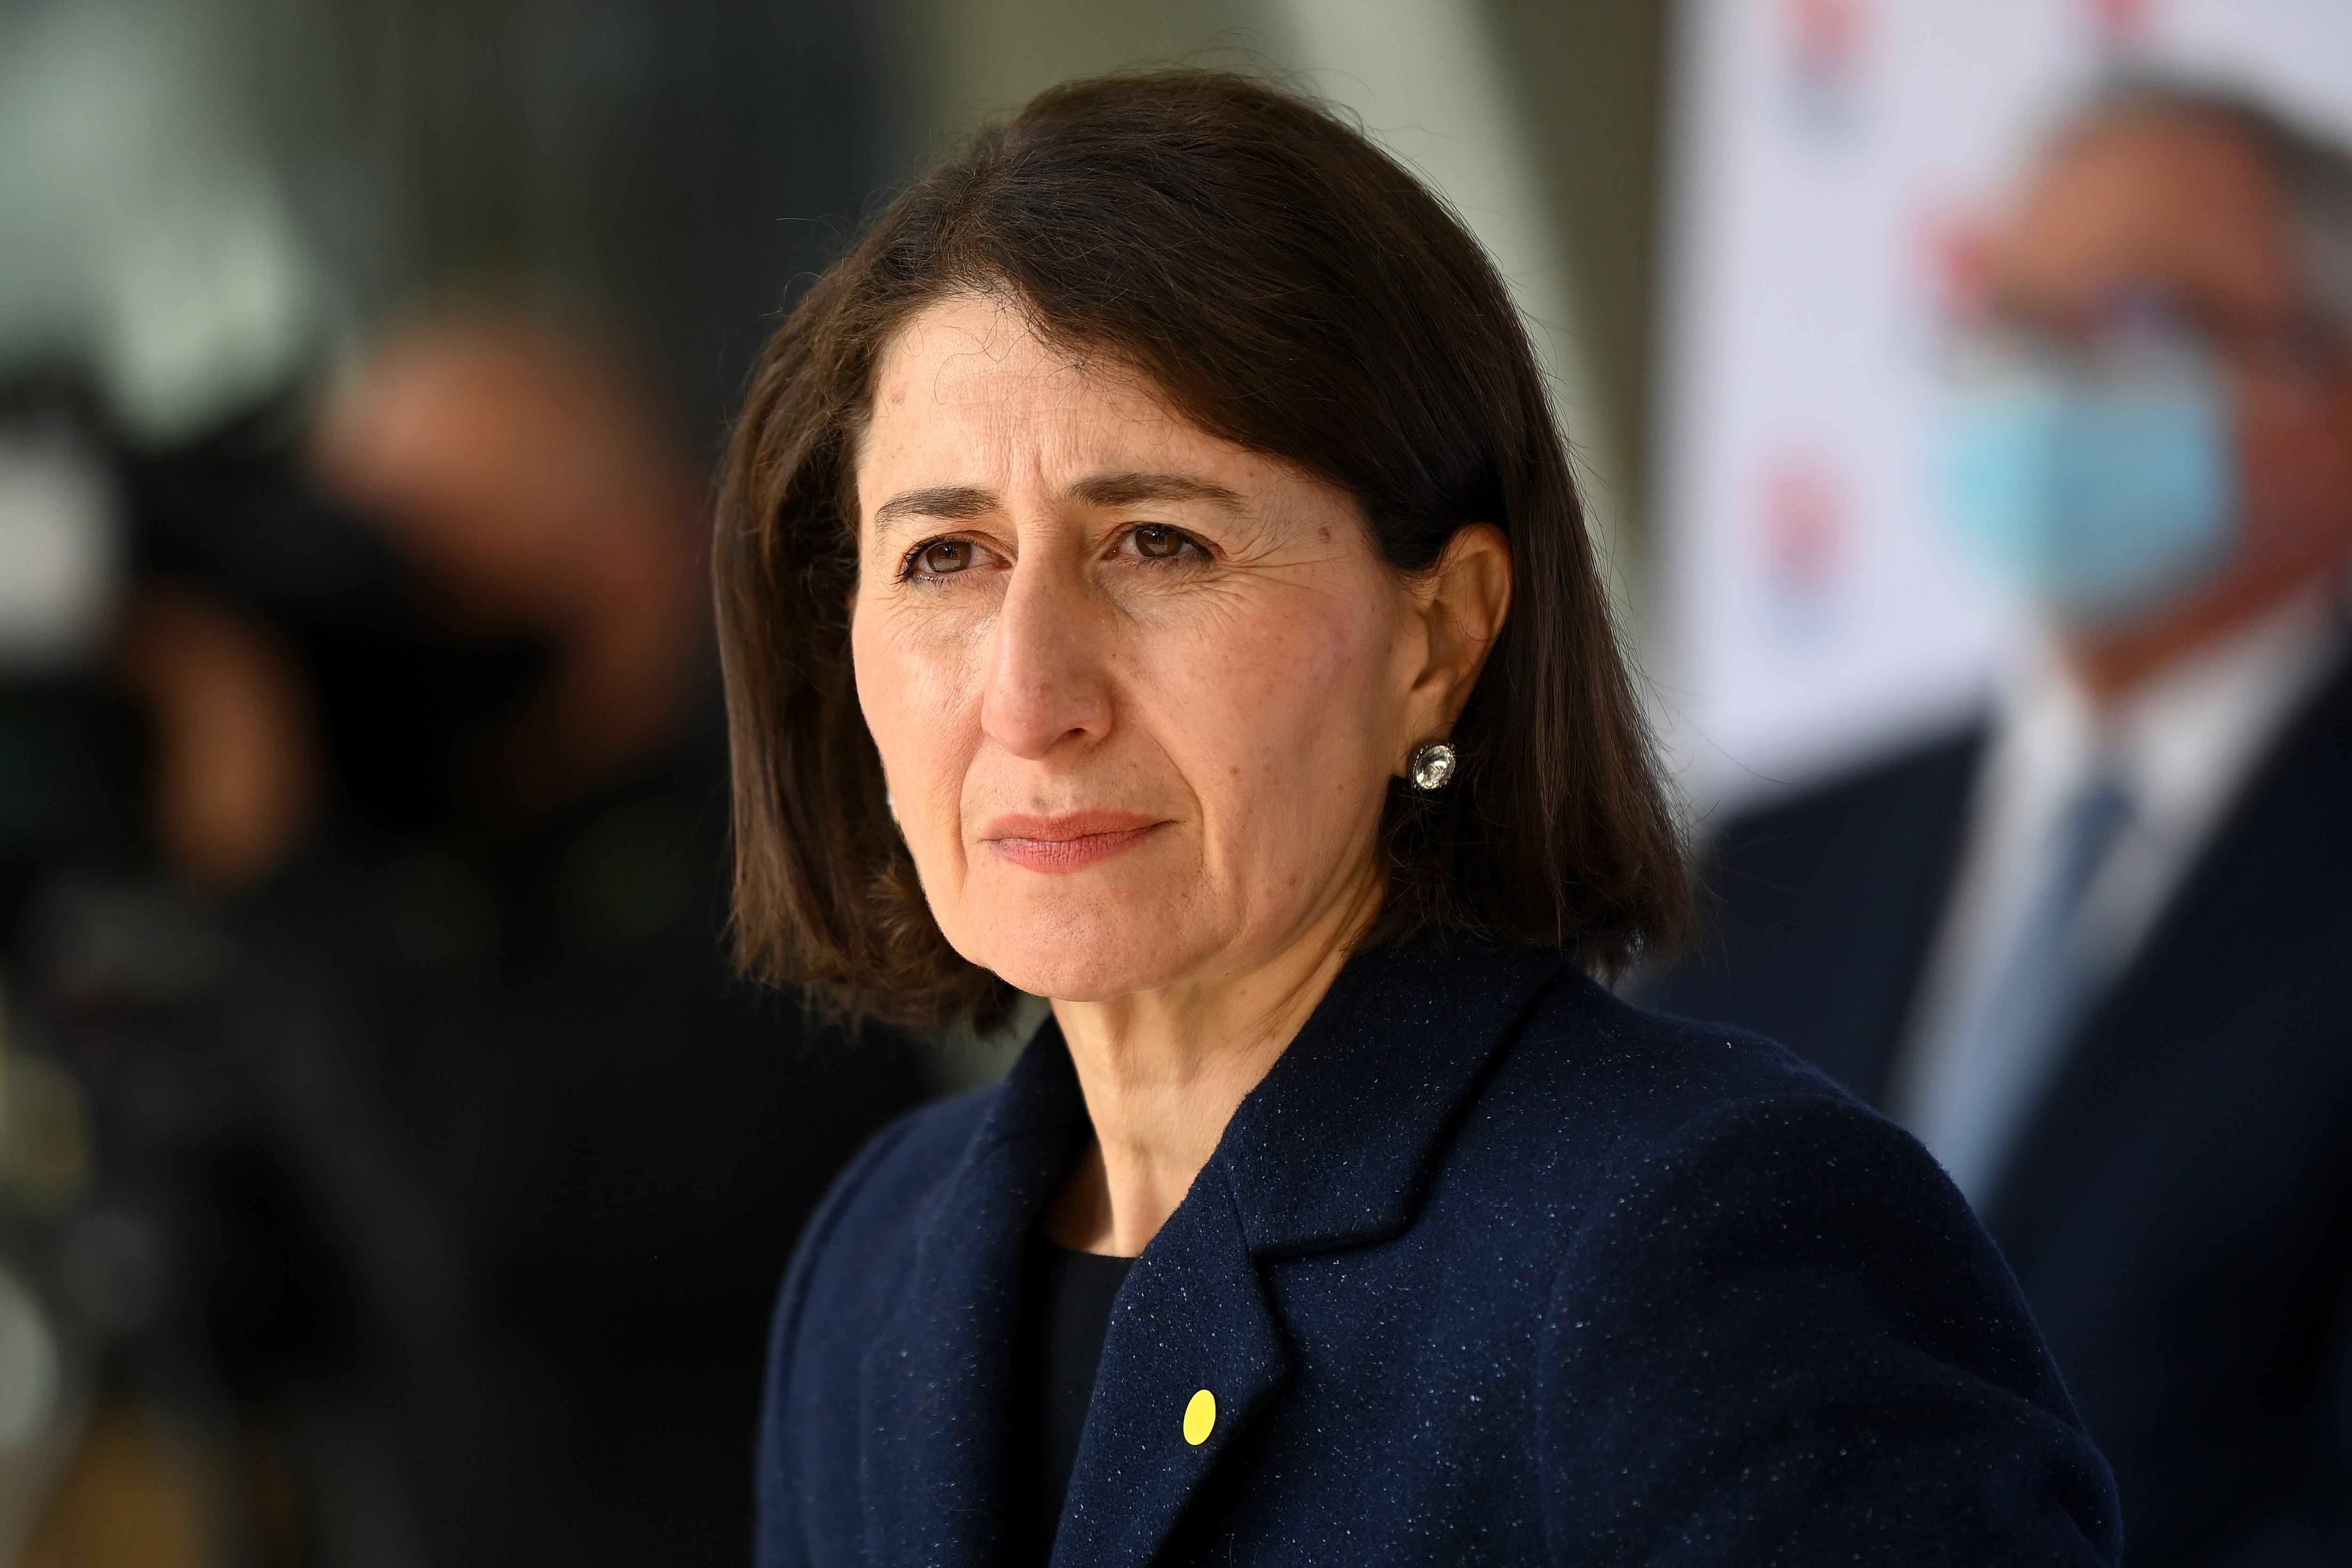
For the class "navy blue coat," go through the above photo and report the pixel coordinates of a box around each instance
[757,939,2121,1566]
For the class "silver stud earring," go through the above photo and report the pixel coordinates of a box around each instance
[885,792,900,827]
[1407,740,1457,793]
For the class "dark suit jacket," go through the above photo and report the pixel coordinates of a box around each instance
[757,939,2119,1566]
[1643,653,2352,1568]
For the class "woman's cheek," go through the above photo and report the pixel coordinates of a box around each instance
[854,614,949,846]
[1245,589,1385,746]
[1184,589,1387,823]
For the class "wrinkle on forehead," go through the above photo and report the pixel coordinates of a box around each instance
[854,294,1361,578]
[885,291,1141,408]
[864,295,1200,478]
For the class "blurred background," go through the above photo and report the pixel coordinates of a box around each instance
[1,0,2348,1564]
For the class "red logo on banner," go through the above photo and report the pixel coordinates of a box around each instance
[1914,201,1997,326]
[1758,452,1852,639]
[1782,0,1869,137]
[2087,0,2156,54]
[1786,0,1865,83]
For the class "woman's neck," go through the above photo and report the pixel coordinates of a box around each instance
[1044,862,1382,1258]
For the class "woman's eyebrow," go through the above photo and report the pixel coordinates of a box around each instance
[871,474,1246,534]
[1066,472,1247,513]
[872,485,998,533]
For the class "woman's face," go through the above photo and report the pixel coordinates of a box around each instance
[851,294,1486,1003]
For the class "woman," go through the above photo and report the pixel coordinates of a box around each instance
[718,71,2120,1567]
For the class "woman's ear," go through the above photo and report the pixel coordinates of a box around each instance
[1402,522,1513,747]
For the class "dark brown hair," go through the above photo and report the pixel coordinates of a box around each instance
[715,68,1688,1029]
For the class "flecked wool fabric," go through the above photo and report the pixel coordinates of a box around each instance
[757,939,2122,1566]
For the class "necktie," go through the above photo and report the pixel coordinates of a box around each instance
[1907,771,2135,1207]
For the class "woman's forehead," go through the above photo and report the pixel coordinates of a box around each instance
[871,295,1165,431]
[863,300,1251,499]
[854,294,1371,554]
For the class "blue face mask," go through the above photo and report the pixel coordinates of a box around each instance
[1936,355,2237,626]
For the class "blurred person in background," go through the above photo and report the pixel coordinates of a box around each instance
[0,0,921,1557]
[4,321,928,1568]
[1645,80,2352,1567]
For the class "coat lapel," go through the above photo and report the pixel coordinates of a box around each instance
[853,939,1573,1568]
[857,1035,1084,1568]
[1050,1163,1289,1568]
[1052,938,1573,1566]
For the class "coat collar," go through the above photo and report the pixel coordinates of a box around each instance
[858,937,1579,1568]
[1214,936,1573,1256]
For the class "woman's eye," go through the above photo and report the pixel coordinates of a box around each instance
[911,538,976,576]
[1128,524,1199,561]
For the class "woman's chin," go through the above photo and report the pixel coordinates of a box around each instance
[952,916,1203,1005]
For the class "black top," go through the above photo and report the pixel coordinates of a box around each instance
[1018,1234,1134,1559]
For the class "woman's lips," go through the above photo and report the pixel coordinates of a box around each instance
[979,811,1168,873]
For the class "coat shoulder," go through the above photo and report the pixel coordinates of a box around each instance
[763,1083,1004,1379]
[1484,969,1868,1151]
[1451,976,2122,1561]
[1458,972,2023,1305]
[785,1083,1000,1280]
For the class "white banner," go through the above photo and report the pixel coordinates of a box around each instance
[1654,0,2352,819]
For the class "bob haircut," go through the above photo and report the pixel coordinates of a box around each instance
[715,68,1689,1030]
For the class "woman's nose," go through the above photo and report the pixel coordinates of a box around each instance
[979,562,1113,760]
